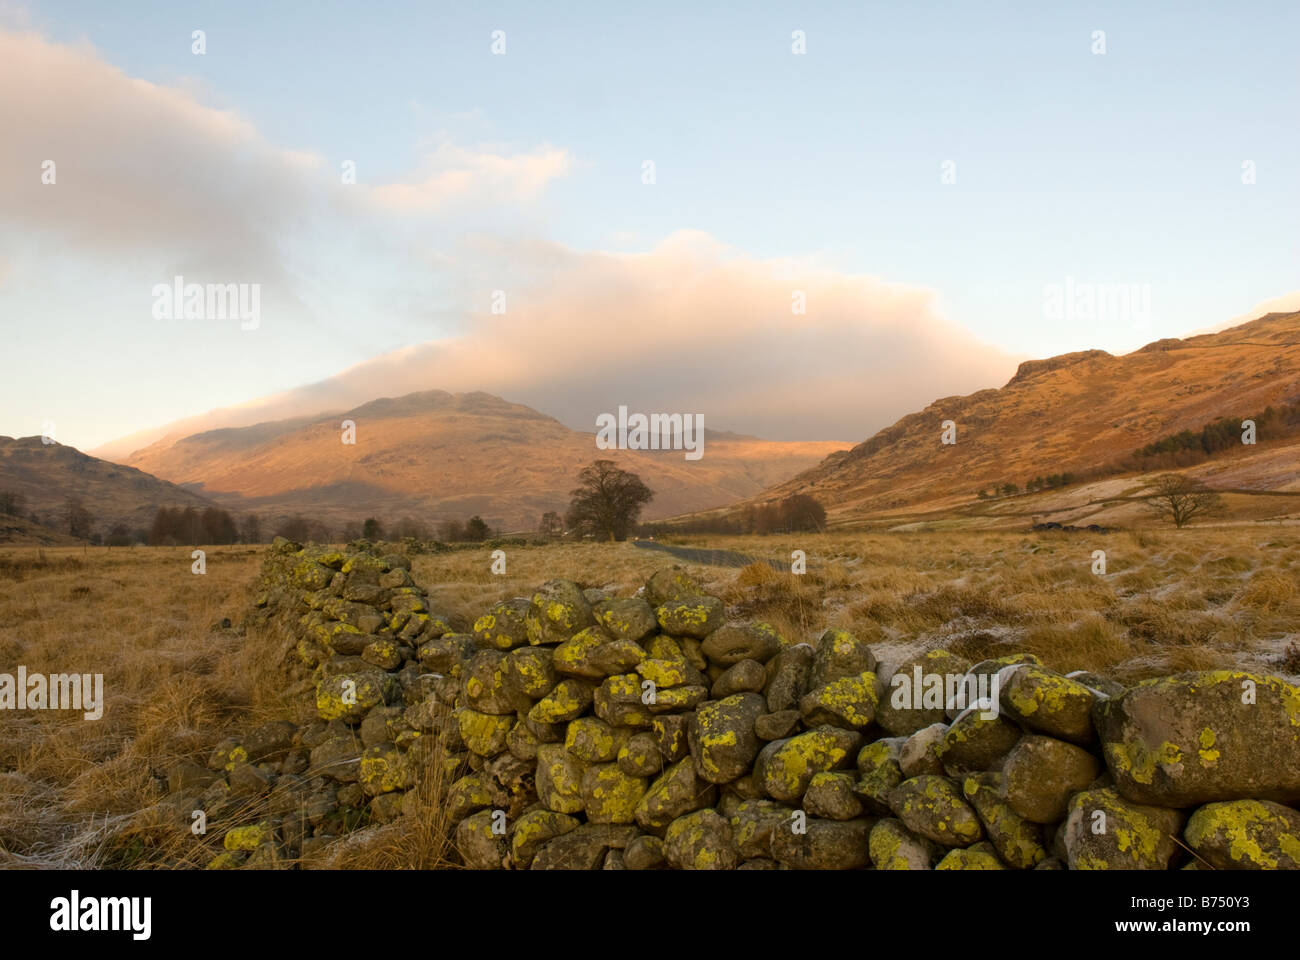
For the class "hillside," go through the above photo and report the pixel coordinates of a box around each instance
[0,436,218,539]
[118,391,849,530]
[737,311,1300,528]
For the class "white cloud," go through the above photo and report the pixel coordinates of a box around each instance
[367,144,573,212]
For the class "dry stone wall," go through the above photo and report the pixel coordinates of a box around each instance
[193,537,1300,870]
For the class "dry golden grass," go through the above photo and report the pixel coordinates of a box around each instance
[1,525,1297,868]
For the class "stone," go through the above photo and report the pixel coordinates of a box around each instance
[526,579,595,645]
[1000,664,1097,743]
[809,628,878,689]
[869,817,942,870]
[754,725,863,804]
[770,816,873,869]
[890,775,983,848]
[593,597,659,643]
[711,659,767,697]
[802,771,863,820]
[702,622,781,665]
[899,723,948,779]
[1062,787,1185,870]
[689,693,766,784]
[664,809,738,869]
[1001,734,1102,823]
[1184,799,1300,870]
[657,597,725,640]
[636,758,718,832]
[961,772,1047,869]
[799,672,879,729]
[1095,671,1300,807]
[938,707,1022,775]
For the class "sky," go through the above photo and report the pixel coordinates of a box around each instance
[2,0,1298,452]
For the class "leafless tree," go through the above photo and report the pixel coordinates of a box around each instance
[1143,473,1224,528]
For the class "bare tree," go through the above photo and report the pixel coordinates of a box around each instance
[566,460,654,541]
[1143,473,1225,528]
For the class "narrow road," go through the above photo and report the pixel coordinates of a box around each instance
[631,539,785,570]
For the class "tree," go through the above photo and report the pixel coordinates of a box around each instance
[438,519,465,542]
[362,517,384,540]
[240,513,263,544]
[0,491,25,516]
[538,511,563,537]
[778,494,827,532]
[566,460,654,541]
[464,515,491,542]
[64,497,92,539]
[1144,473,1225,528]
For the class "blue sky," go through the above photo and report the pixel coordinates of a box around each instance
[3,1,1298,450]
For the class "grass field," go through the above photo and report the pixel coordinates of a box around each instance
[1,527,1298,868]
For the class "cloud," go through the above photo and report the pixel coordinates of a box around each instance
[367,144,573,212]
[94,232,1021,456]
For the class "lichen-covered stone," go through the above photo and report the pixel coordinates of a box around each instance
[938,706,1022,776]
[581,763,646,824]
[854,738,906,814]
[754,725,863,804]
[645,567,702,607]
[593,597,658,643]
[358,742,410,796]
[456,708,514,757]
[803,771,863,820]
[473,598,532,650]
[770,815,873,869]
[809,628,878,689]
[730,799,796,858]
[456,809,505,869]
[1184,799,1300,870]
[565,716,628,763]
[962,772,1047,869]
[617,732,664,777]
[461,650,515,715]
[664,808,738,869]
[899,722,948,779]
[526,579,595,646]
[711,659,767,698]
[657,597,725,640]
[446,773,494,822]
[936,845,1006,869]
[315,670,392,722]
[1062,787,1185,870]
[1000,665,1097,744]
[869,817,941,870]
[1001,734,1101,823]
[1096,671,1300,807]
[875,649,973,736]
[530,823,638,870]
[536,742,589,814]
[636,758,718,831]
[702,622,781,665]
[799,672,879,729]
[890,775,983,847]
[527,678,596,724]
[689,692,766,784]
[623,834,667,870]
[510,809,580,868]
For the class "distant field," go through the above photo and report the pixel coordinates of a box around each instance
[1,528,1297,868]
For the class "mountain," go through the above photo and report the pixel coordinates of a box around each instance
[0,436,218,539]
[738,311,1300,528]
[117,391,849,530]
